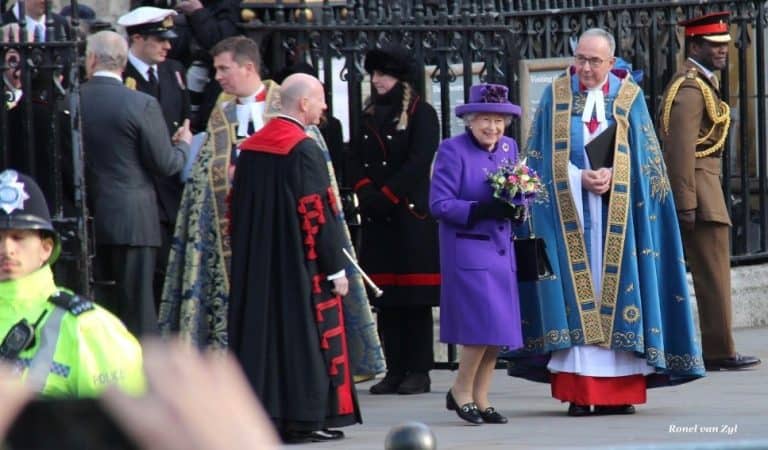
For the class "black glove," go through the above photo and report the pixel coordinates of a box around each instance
[470,201,522,224]
[358,186,396,219]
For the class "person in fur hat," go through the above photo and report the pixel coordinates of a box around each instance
[348,43,441,395]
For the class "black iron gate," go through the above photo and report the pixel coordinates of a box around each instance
[0,0,91,296]
[1,0,767,302]
[241,0,768,263]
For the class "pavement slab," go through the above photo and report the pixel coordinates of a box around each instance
[307,328,768,449]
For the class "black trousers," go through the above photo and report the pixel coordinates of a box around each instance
[378,306,434,375]
[94,244,158,336]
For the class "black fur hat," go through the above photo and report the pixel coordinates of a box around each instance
[364,43,418,83]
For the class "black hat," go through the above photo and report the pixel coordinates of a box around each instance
[59,4,96,21]
[0,169,60,263]
[364,43,418,83]
[679,11,731,43]
[118,6,178,40]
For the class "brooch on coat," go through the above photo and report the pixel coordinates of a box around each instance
[124,77,137,90]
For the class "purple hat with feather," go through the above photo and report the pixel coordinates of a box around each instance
[455,83,522,118]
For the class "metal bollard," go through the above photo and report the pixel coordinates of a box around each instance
[384,422,437,450]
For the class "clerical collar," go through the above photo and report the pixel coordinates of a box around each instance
[127,51,157,83]
[687,57,715,80]
[238,84,266,105]
[581,76,609,131]
[277,114,306,130]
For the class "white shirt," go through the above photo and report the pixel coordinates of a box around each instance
[127,51,157,83]
[93,71,123,82]
[12,3,46,41]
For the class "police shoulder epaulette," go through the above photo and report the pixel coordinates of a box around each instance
[48,291,95,316]
[685,68,698,80]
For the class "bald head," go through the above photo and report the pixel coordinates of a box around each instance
[86,30,128,77]
[279,73,327,126]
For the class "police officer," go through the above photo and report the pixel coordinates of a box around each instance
[118,6,192,304]
[0,169,145,397]
[659,11,760,371]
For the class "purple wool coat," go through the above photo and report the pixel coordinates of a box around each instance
[429,133,524,347]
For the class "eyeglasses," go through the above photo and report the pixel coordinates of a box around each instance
[574,55,607,68]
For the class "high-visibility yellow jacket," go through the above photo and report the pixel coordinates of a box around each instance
[0,266,145,397]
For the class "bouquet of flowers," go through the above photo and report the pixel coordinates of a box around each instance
[485,158,545,207]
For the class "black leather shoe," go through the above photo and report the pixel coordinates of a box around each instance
[397,372,431,395]
[593,405,636,415]
[567,403,592,417]
[704,354,761,371]
[281,429,345,443]
[479,407,508,424]
[446,390,483,425]
[369,374,404,395]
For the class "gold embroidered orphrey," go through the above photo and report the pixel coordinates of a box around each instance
[206,80,281,281]
[550,72,640,347]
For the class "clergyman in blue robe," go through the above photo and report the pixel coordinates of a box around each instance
[505,29,704,416]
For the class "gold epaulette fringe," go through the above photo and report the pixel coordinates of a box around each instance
[661,71,730,158]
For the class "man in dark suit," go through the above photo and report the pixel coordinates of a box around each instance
[2,0,70,41]
[119,6,192,303]
[80,30,192,336]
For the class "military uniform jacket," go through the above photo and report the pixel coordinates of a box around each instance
[81,76,189,246]
[348,84,441,307]
[659,60,731,225]
[124,59,191,226]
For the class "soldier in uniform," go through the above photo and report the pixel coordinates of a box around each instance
[658,11,760,371]
[0,169,144,397]
[118,6,192,305]
[348,44,441,395]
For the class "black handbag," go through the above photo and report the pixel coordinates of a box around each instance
[514,211,555,282]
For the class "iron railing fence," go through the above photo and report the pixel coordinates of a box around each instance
[0,0,91,295]
[2,0,767,299]
[240,0,768,263]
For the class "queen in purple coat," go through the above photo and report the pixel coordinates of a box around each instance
[429,83,524,425]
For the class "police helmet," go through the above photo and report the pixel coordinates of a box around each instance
[0,169,61,264]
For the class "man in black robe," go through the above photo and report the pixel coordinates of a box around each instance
[228,73,361,443]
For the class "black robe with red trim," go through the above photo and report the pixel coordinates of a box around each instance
[228,117,361,432]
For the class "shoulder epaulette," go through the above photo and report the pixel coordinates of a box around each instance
[661,70,730,158]
[48,291,95,316]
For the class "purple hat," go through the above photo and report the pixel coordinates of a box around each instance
[455,83,522,118]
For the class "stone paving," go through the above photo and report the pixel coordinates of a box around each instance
[309,328,767,449]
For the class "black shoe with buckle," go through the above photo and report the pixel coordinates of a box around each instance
[479,407,508,424]
[446,390,483,425]
[397,372,431,395]
[369,373,405,395]
[704,353,761,371]
[567,403,592,417]
[593,404,636,415]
